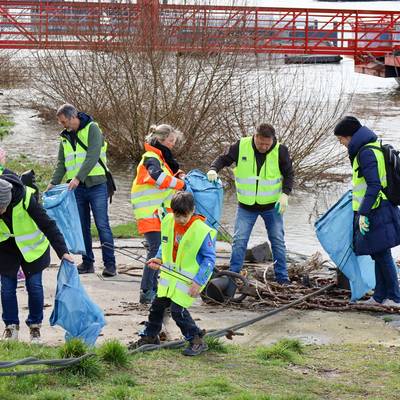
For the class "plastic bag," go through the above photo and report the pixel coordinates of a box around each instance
[43,184,85,254]
[50,260,106,345]
[184,169,224,230]
[315,190,375,301]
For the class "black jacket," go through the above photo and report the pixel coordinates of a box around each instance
[210,137,294,211]
[0,175,68,277]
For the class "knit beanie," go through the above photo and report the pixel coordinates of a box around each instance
[334,116,362,137]
[0,179,12,209]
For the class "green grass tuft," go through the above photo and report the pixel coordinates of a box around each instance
[256,338,304,364]
[0,114,14,139]
[59,339,102,378]
[91,221,140,239]
[111,373,137,387]
[34,390,72,400]
[98,340,130,368]
[102,386,136,400]
[193,377,235,396]
[204,336,229,353]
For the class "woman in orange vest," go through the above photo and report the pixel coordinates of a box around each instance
[131,124,185,304]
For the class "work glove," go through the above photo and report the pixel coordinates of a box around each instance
[207,170,218,182]
[275,193,289,214]
[359,215,370,236]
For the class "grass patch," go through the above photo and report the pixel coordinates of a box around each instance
[0,341,399,399]
[91,221,140,239]
[98,340,130,368]
[256,338,304,364]
[6,155,54,193]
[0,114,14,139]
[204,336,230,353]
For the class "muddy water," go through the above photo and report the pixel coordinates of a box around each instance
[1,56,400,258]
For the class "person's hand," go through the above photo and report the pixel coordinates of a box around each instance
[67,177,80,191]
[147,258,162,270]
[359,215,370,235]
[188,282,201,297]
[275,193,289,214]
[45,183,55,192]
[207,170,218,182]
[62,253,75,263]
[177,172,186,179]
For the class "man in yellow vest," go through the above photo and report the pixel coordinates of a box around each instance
[129,191,216,356]
[47,104,116,277]
[207,123,294,284]
[0,175,73,343]
[335,116,400,306]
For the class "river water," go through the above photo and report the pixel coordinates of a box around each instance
[0,0,399,258]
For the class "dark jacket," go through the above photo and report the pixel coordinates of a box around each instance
[51,112,107,188]
[0,175,68,277]
[349,126,400,255]
[210,137,294,211]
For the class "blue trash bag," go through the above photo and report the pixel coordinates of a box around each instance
[315,190,375,301]
[43,184,85,255]
[184,169,224,230]
[50,260,106,346]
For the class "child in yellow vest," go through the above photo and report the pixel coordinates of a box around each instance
[130,191,216,356]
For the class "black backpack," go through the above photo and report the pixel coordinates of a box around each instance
[357,141,400,206]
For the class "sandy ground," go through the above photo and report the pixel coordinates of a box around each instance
[7,239,400,347]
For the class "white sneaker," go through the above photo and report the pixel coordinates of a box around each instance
[382,299,400,308]
[29,324,42,344]
[358,297,382,306]
[2,324,19,341]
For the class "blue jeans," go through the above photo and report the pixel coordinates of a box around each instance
[230,206,289,282]
[1,271,44,326]
[141,231,161,292]
[75,183,115,268]
[371,248,400,303]
[143,296,202,341]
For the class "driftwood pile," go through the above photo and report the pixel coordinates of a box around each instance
[224,252,400,314]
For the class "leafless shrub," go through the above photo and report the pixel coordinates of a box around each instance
[0,50,28,87]
[32,38,351,190]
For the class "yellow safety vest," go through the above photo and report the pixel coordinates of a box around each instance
[130,151,176,222]
[233,137,282,205]
[0,187,49,262]
[352,141,387,211]
[62,122,107,181]
[157,213,216,308]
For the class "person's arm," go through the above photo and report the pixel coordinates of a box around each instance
[76,124,103,183]
[358,149,382,216]
[209,140,240,172]
[26,194,69,259]
[143,158,185,190]
[50,142,67,185]
[279,145,294,195]
[193,233,216,286]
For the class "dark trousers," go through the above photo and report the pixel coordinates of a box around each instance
[371,248,400,303]
[143,296,202,341]
[75,183,115,268]
[140,231,161,292]
[1,271,43,326]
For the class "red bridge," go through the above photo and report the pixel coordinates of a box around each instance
[0,0,399,79]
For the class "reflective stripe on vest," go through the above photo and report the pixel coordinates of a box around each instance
[130,151,175,221]
[0,187,49,262]
[233,137,282,205]
[62,121,108,180]
[352,141,387,211]
[157,213,216,309]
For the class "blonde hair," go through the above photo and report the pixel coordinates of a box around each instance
[145,124,182,145]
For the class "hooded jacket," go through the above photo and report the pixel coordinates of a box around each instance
[349,127,400,255]
[0,174,68,277]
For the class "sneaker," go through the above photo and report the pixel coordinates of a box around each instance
[2,324,19,341]
[139,290,156,305]
[128,335,160,350]
[358,297,382,305]
[77,263,95,274]
[182,335,208,357]
[277,279,291,286]
[382,299,400,308]
[102,266,116,277]
[29,324,41,344]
